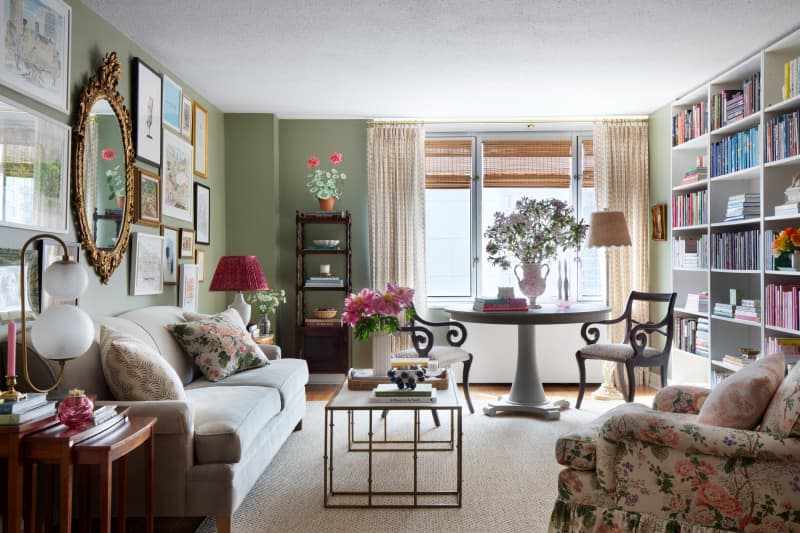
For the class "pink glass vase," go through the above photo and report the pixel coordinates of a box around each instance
[57,389,94,429]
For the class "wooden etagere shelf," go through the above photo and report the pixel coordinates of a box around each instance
[669,27,800,387]
[295,211,352,373]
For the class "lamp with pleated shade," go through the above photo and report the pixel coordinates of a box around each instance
[209,256,268,325]
[587,210,632,248]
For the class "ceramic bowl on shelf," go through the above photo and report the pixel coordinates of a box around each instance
[312,239,340,247]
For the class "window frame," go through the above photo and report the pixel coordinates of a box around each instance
[424,129,597,306]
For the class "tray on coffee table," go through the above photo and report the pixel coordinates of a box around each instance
[347,368,449,390]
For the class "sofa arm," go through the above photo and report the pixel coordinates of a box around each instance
[95,400,193,435]
[652,385,711,414]
[258,344,282,360]
[595,405,800,492]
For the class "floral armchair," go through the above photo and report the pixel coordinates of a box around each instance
[550,379,800,532]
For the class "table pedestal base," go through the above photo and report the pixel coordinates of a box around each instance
[483,395,569,420]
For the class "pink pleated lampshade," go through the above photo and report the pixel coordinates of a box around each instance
[209,256,268,292]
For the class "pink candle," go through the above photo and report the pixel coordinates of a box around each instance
[7,321,15,377]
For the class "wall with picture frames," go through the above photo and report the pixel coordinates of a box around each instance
[0,0,228,331]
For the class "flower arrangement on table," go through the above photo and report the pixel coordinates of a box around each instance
[102,148,124,203]
[771,226,800,268]
[342,283,415,341]
[306,151,347,208]
[484,197,589,269]
[245,289,286,335]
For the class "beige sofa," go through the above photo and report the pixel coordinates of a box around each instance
[24,305,308,532]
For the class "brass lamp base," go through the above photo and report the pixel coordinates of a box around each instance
[0,375,28,402]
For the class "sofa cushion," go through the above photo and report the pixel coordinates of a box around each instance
[762,356,800,436]
[99,326,186,401]
[697,352,785,429]
[186,386,281,464]
[167,312,269,382]
[185,358,308,407]
[183,308,269,361]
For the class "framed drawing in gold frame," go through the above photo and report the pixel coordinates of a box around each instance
[651,204,667,241]
[134,167,161,226]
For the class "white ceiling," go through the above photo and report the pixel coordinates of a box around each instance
[82,0,800,119]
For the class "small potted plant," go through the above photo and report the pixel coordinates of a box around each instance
[306,152,346,211]
[102,148,125,208]
[246,288,286,336]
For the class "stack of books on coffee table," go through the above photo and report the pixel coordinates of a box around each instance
[368,384,438,403]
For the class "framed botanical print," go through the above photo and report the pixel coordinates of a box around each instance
[179,264,200,312]
[160,225,178,285]
[0,247,37,323]
[195,249,205,282]
[130,232,164,296]
[132,58,162,167]
[0,0,71,113]
[162,74,182,131]
[134,167,161,227]
[194,183,210,245]
[161,129,193,221]
[0,95,70,233]
[192,102,208,178]
[38,239,79,313]
[181,95,192,139]
[179,228,195,258]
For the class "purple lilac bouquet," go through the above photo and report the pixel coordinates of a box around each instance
[342,283,415,341]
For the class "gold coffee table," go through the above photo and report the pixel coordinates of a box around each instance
[324,377,462,508]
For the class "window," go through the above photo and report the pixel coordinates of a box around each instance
[424,132,601,303]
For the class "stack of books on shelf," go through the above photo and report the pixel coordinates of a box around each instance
[303,210,347,218]
[713,302,734,318]
[783,55,800,100]
[766,337,800,368]
[682,158,708,183]
[672,101,706,146]
[765,283,800,332]
[304,276,344,288]
[473,297,528,312]
[733,299,761,322]
[775,200,800,217]
[684,291,709,313]
[724,193,760,221]
[709,228,760,270]
[0,393,56,425]
[710,127,759,177]
[721,354,756,367]
[369,383,437,403]
[695,317,709,357]
[674,317,698,353]
[765,110,799,163]
[673,234,708,268]
[304,317,341,326]
[672,189,707,227]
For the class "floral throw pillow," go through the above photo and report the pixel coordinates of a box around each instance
[761,356,800,436]
[166,313,269,382]
[697,352,785,429]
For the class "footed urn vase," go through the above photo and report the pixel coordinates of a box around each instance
[514,263,550,308]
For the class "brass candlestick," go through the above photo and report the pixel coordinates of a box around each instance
[0,375,27,401]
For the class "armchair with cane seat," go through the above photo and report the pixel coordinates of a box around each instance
[575,291,677,408]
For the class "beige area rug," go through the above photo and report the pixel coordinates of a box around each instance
[197,397,644,533]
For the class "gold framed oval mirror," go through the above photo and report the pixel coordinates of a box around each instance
[73,52,135,283]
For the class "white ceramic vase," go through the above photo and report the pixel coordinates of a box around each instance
[793,250,800,271]
[371,333,392,377]
[513,263,551,308]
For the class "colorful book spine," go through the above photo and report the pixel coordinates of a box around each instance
[765,110,800,163]
[710,126,759,177]
[671,189,707,227]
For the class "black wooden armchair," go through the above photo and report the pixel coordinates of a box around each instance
[575,291,677,408]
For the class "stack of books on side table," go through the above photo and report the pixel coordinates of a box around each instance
[369,383,438,403]
[0,393,56,425]
[473,297,528,312]
[304,276,344,288]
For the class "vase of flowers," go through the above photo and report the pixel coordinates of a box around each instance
[102,148,125,208]
[246,289,286,335]
[306,152,347,211]
[343,283,415,375]
[484,197,588,307]
[772,227,800,270]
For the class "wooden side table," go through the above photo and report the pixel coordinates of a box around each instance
[74,416,156,533]
[0,415,59,533]
[254,334,275,345]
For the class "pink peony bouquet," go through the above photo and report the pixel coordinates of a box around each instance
[343,283,415,341]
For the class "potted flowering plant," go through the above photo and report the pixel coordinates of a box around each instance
[342,283,415,341]
[484,197,588,306]
[245,289,286,335]
[306,151,347,211]
[772,227,800,269]
[102,148,125,208]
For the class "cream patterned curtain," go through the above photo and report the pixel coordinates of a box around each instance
[367,123,426,349]
[594,120,650,381]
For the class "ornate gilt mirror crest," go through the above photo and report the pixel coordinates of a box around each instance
[73,52,135,283]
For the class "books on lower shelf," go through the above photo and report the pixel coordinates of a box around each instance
[0,392,47,414]
[0,401,56,425]
[673,234,708,269]
[369,384,438,403]
[684,292,709,313]
[675,316,709,357]
[709,228,760,270]
[765,283,800,331]
[304,317,342,326]
[722,354,756,367]
[473,297,528,312]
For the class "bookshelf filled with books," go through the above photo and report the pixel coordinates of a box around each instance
[670,28,800,387]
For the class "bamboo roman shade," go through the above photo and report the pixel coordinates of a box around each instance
[582,139,594,187]
[424,139,472,189]
[482,140,573,188]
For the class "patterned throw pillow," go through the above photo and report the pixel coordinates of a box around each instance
[761,356,800,436]
[99,326,187,401]
[166,312,269,381]
[697,352,785,429]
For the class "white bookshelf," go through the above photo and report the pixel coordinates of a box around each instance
[669,27,800,387]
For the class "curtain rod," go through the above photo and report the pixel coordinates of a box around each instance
[367,117,648,126]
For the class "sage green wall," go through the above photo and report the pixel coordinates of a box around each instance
[649,105,672,296]
[0,0,227,329]
[277,120,370,366]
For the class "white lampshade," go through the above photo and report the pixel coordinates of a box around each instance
[43,260,88,300]
[30,304,94,360]
[587,211,632,248]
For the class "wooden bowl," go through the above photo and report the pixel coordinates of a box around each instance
[312,308,337,319]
